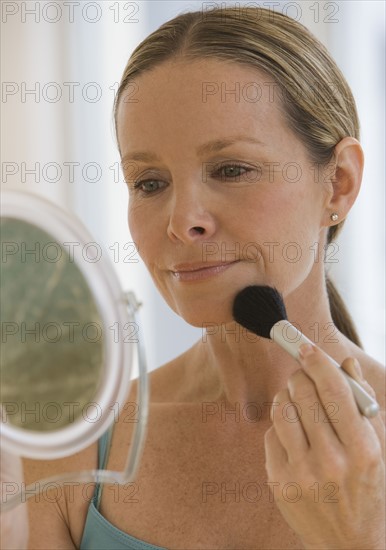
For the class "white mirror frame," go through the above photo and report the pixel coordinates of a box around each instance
[0,190,149,510]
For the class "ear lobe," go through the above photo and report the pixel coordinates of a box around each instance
[323,136,364,225]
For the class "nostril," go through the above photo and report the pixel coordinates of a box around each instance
[192,226,205,235]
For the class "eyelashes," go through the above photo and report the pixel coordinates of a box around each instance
[131,163,255,195]
[212,163,253,180]
[132,179,167,194]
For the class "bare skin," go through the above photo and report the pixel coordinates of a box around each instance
[24,345,384,549]
[20,58,386,549]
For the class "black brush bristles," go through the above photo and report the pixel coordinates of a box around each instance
[232,285,288,339]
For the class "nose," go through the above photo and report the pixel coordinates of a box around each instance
[166,182,217,244]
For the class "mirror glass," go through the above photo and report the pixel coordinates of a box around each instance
[1,217,104,432]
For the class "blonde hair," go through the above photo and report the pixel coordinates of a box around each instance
[114,6,362,347]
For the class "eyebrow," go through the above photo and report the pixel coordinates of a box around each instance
[121,135,266,165]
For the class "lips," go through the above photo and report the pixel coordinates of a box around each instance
[170,260,239,281]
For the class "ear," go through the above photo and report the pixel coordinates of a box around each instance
[322,136,364,227]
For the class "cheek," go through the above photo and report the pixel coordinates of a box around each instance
[240,192,322,283]
[127,202,139,241]
[238,194,291,243]
[128,201,159,264]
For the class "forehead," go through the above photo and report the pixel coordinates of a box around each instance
[117,58,291,156]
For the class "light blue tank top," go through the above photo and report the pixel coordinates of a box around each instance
[80,426,166,550]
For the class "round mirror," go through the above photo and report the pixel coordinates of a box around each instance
[0,190,135,459]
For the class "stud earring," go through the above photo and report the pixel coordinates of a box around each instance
[330,213,339,222]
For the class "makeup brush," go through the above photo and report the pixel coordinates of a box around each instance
[232,285,379,418]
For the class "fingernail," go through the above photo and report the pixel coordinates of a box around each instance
[354,357,363,378]
[353,358,364,379]
[299,343,316,358]
[270,397,279,421]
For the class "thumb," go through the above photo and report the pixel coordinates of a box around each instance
[341,357,378,400]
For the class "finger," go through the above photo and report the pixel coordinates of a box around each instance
[286,368,342,454]
[341,358,386,448]
[341,357,378,403]
[298,344,370,447]
[341,357,364,382]
[270,388,309,464]
[264,424,288,477]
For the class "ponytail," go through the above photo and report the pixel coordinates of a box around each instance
[326,276,363,348]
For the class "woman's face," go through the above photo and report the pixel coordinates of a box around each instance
[117,59,332,326]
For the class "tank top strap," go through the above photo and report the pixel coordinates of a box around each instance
[94,422,114,510]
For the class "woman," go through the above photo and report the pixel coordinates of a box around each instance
[7,6,386,549]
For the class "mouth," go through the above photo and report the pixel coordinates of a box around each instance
[170,261,240,282]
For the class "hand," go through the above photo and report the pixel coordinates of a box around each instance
[0,412,29,549]
[264,344,385,550]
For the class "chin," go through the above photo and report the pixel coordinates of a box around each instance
[169,294,233,327]
[163,284,246,328]
[154,264,297,326]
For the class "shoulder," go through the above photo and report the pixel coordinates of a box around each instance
[23,438,97,548]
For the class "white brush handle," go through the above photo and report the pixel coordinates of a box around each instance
[270,320,379,418]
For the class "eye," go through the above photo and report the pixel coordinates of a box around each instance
[132,179,167,194]
[213,163,253,180]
